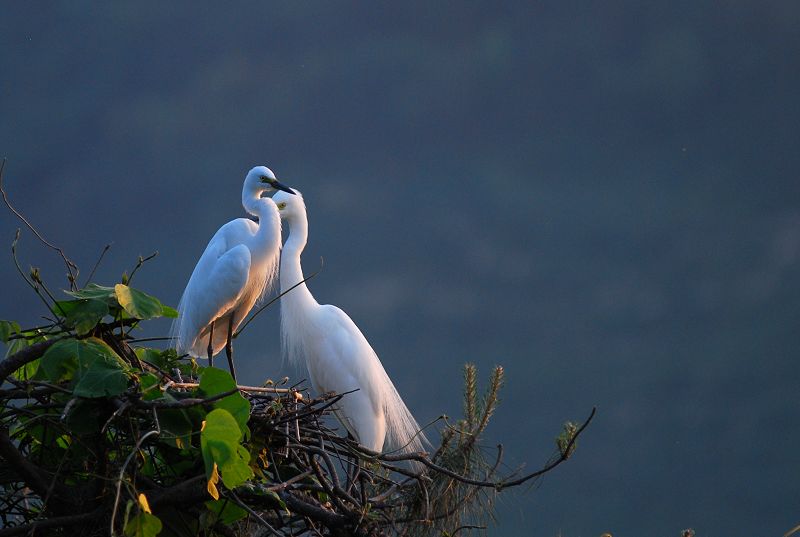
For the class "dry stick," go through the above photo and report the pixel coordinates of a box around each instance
[380,414,444,455]
[0,506,107,537]
[132,387,240,409]
[278,490,356,532]
[7,322,61,340]
[227,489,282,537]
[126,251,158,285]
[451,524,488,535]
[10,229,59,319]
[127,336,175,343]
[272,393,348,426]
[0,338,61,382]
[165,382,295,394]
[0,427,55,501]
[394,441,506,526]
[263,469,315,492]
[380,406,597,491]
[234,257,324,338]
[83,242,112,287]
[0,159,79,289]
[492,406,595,489]
[109,409,161,535]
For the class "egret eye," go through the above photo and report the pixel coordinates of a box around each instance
[277,202,287,210]
[260,176,272,183]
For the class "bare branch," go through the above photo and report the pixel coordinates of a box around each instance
[0,338,60,383]
[0,506,106,537]
[83,242,112,287]
[0,159,79,289]
[126,250,158,285]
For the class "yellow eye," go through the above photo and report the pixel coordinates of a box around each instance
[277,202,287,210]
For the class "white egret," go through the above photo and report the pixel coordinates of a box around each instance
[172,166,295,380]
[274,190,426,455]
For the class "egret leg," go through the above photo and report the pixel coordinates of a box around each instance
[359,470,367,507]
[225,314,237,383]
[207,322,215,368]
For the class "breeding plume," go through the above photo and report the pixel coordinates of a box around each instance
[275,190,426,454]
[173,166,295,380]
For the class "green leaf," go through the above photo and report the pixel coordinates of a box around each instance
[124,512,163,537]
[5,327,52,379]
[138,372,162,401]
[14,357,40,381]
[156,397,194,449]
[201,408,253,490]
[40,338,129,396]
[65,283,117,301]
[199,368,250,434]
[55,299,109,335]
[4,334,29,359]
[73,356,128,397]
[114,284,165,320]
[41,339,81,381]
[204,499,248,525]
[135,347,179,372]
[0,320,21,343]
[161,305,179,318]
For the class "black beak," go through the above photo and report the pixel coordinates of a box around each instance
[272,179,296,195]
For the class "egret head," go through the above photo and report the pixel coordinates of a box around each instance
[244,165,295,196]
[273,189,306,221]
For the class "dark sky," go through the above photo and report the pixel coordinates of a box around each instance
[1,3,799,535]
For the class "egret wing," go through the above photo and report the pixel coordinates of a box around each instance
[176,230,252,355]
[317,304,427,454]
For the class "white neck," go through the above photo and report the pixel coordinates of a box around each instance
[280,210,317,309]
[242,192,282,261]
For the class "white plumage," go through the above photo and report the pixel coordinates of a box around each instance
[275,190,426,454]
[172,166,295,377]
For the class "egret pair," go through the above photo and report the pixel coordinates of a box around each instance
[173,166,425,455]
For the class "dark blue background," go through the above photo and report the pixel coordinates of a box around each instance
[1,3,798,535]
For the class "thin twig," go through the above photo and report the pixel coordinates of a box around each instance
[126,336,175,343]
[0,159,79,289]
[83,242,112,287]
[10,229,59,319]
[228,489,282,536]
[0,506,106,537]
[109,409,161,535]
[452,524,487,535]
[167,382,295,394]
[234,257,324,338]
[132,388,240,409]
[127,251,158,285]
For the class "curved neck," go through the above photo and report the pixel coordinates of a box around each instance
[243,195,281,250]
[243,189,268,217]
[280,212,317,308]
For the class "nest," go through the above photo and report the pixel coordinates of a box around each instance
[0,323,593,537]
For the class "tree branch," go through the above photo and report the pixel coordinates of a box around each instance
[0,427,53,499]
[0,506,106,537]
[0,338,60,383]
